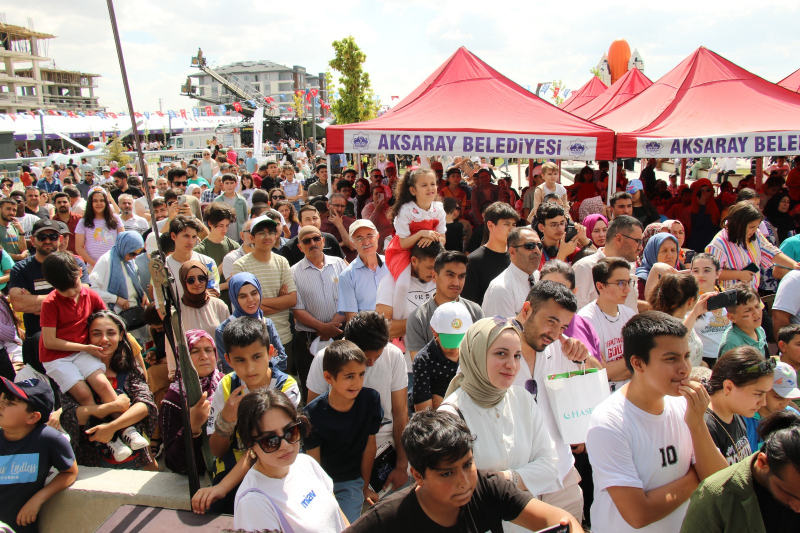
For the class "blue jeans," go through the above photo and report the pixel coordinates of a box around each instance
[333,478,364,523]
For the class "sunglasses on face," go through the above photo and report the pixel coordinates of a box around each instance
[301,235,322,245]
[272,195,286,200]
[173,181,187,187]
[254,422,302,453]
[512,242,543,251]
[186,275,208,285]
[35,233,60,242]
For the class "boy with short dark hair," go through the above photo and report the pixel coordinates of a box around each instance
[195,203,239,304]
[39,251,146,460]
[304,340,383,523]
[586,311,727,532]
[205,317,300,513]
[0,378,78,533]
[717,282,767,357]
[347,410,581,532]
[441,196,464,252]
[214,174,247,241]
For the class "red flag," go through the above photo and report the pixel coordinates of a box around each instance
[48,110,58,115]
[233,102,242,112]
[67,111,76,117]
[134,112,142,118]
[109,112,118,119]
[180,109,187,118]
[205,106,213,116]
[391,96,399,100]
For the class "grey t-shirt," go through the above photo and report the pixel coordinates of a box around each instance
[405,295,484,354]
[222,195,240,241]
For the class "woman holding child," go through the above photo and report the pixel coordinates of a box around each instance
[59,310,157,470]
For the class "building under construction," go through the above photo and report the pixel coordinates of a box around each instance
[0,21,104,114]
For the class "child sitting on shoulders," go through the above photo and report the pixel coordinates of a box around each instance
[39,251,147,462]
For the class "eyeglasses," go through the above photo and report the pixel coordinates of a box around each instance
[546,221,568,229]
[354,233,377,244]
[604,279,636,289]
[619,233,643,246]
[254,230,277,239]
[301,235,322,245]
[186,275,208,285]
[254,422,302,453]
[173,181,187,187]
[743,357,778,374]
[491,315,523,331]
[331,203,347,209]
[35,233,60,242]
[126,168,134,171]
[511,242,543,251]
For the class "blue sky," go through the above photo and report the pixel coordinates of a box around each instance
[7,0,800,114]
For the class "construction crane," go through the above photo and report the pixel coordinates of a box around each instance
[182,49,280,118]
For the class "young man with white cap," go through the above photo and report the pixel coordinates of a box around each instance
[743,361,800,451]
[411,301,473,412]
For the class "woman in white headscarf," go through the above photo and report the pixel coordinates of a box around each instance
[439,317,559,533]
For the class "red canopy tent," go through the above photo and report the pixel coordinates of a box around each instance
[325,47,615,161]
[779,68,800,93]
[569,68,652,121]
[593,47,800,159]
[558,76,607,113]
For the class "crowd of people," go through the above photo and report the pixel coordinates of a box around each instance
[2,143,800,533]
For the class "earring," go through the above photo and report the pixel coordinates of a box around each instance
[249,449,256,459]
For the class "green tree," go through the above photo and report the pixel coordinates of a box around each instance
[550,80,566,106]
[328,36,380,124]
[590,67,602,79]
[102,134,130,167]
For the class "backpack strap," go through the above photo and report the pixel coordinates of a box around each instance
[235,487,294,533]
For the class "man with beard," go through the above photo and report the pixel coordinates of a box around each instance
[0,198,28,261]
[24,187,49,221]
[75,169,96,198]
[573,215,643,311]
[483,227,543,317]
[50,192,81,254]
[516,281,597,523]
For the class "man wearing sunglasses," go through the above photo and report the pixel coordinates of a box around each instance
[279,205,345,267]
[166,168,202,220]
[291,226,348,399]
[573,215,644,311]
[483,227,543,318]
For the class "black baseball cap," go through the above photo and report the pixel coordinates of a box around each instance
[0,377,54,423]
[53,220,70,235]
[32,218,61,236]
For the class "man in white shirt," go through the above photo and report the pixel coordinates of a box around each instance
[306,311,410,493]
[376,243,440,404]
[516,280,598,521]
[118,194,149,234]
[577,257,638,392]
[573,215,643,311]
[483,227,542,317]
[586,311,727,533]
[221,219,253,282]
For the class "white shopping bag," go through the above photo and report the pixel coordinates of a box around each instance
[544,368,610,445]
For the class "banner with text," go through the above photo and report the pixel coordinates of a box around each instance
[341,130,598,160]
[636,131,800,158]
[252,106,264,158]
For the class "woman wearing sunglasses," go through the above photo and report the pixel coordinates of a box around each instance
[232,387,347,532]
[702,346,776,465]
[177,260,230,342]
[439,318,558,533]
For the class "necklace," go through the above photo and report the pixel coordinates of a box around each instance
[599,304,620,323]
[706,408,743,459]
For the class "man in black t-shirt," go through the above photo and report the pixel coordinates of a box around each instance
[462,202,519,306]
[346,410,581,533]
[279,205,344,267]
[109,170,143,203]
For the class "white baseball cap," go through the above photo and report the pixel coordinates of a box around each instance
[773,362,800,400]
[349,219,377,238]
[430,301,473,349]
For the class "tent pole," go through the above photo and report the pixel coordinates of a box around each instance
[756,157,764,189]
[517,157,521,191]
[680,158,687,186]
[608,161,616,205]
[327,154,333,197]
[557,159,562,184]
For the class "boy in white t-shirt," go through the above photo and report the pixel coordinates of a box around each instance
[531,161,568,215]
[586,311,728,533]
[577,257,637,392]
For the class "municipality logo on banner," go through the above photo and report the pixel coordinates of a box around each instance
[568,139,587,158]
[351,132,370,151]
[643,140,664,156]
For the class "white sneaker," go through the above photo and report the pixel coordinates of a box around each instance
[121,427,149,451]
[108,438,133,461]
